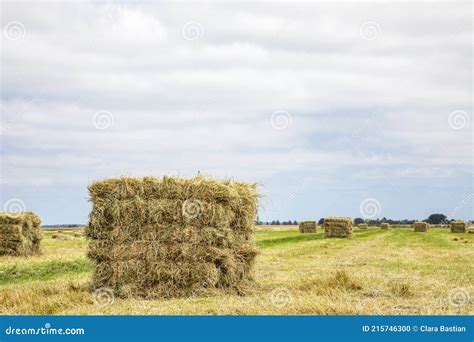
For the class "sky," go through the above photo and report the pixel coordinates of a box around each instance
[0,0,472,225]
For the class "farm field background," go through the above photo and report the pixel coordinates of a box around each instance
[0,226,472,315]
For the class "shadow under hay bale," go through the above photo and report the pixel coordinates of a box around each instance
[85,176,259,298]
[0,212,42,256]
[358,223,368,230]
[381,223,390,230]
[298,221,316,233]
[413,222,429,232]
[450,221,466,233]
[323,217,352,238]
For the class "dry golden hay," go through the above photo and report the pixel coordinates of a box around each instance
[381,223,390,230]
[450,221,466,233]
[413,221,429,232]
[298,221,316,233]
[323,217,352,238]
[85,175,259,298]
[0,212,42,256]
[358,223,368,230]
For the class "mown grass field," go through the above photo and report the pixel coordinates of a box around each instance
[0,226,473,315]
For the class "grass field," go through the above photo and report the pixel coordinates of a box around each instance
[0,226,472,315]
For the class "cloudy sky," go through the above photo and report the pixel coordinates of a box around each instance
[0,0,472,224]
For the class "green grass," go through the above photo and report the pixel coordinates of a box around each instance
[257,231,324,248]
[0,259,92,285]
[0,226,473,315]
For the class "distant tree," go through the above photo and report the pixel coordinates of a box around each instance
[354,217,365,225]
[293,220,298,225]
[318,218,325,225]
[426,213,447,224]
[276,220,281,225]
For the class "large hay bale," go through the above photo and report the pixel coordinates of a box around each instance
[298,221,316,233]
[0,212,42,256]
[450,221,466,233]
[413,221,429,232]
[323,217,352,238]
[85,176,259,298]
[381,223,390,230]
[358,223,368,230]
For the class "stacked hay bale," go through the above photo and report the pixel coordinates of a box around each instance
[450,221,466,233]
[324,217,352,238]
[299,221,316,233]
[381,223,390,230]
[413,221,429,232]
[0,212,42,256]
[358,223,368,230]
[85,176,259,298]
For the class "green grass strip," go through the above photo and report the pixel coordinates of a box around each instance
[0,259,93,285]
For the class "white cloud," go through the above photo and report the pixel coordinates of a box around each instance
[0,1,472,222]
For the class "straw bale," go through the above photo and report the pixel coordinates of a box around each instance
[450,221,466,233]
[299,221,316,233]
[85,176,258,298]
[414,221,429,232]
[0,212,42,256]
[323,217,352,238]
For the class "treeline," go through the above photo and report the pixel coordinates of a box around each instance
[256,214,472,226]
[256,220,298,225]
[42,224,83,228]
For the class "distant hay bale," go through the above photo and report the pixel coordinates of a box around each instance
[85,176,259,298]
[299,221,316,233]
[381,223,390,230]
[413,221,429,232]
[52,233,72,240]
[358,223,368,230]
[324,217,352,238]
[450,221,466,233]
[0,212,42,256]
